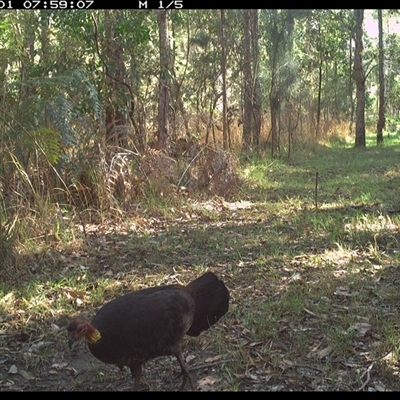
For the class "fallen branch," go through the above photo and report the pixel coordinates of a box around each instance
[176,144,209,188]
[357,362,374,391]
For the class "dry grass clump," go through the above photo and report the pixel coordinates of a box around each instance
[173,143,242,199]
[71,144,242,208]
[139,149,179,196]
[196,145,241,198]
[127,145,243,201]
[0,128,244,275]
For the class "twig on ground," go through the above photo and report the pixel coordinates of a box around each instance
[357,362,374,391]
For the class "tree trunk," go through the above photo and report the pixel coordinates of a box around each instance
[316,57,322,137]
[19,12,35,106]
[376,9,385,145]
[242,10,252,149]
[348,36,355,135]
[157,10,171,152]
[251,10,261,150]
[220,9,229,150]
[354,9,366,147]
[39,11,50,128]
[269,12,280,158]
[104,10,128,148]
[270,86,280,158]
[242,10,261,151]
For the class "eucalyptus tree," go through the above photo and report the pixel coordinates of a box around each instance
[102,10,129,148]
[261,9,297,158]
[376,9,385,144]
[242,9,261,150]
[295,10,354,137]
[180,11,226,144]
[54,10,158,152]
[156,9,171,151]
[354,9,366,147]
[168,11,190,139]
[384,29,400,121]
[220,9,229,150]
[184,10,221,131]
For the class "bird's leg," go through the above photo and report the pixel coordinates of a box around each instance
[175,351,194,391]
[129,363,143,391]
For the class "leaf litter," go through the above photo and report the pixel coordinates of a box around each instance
[1,192,400,390]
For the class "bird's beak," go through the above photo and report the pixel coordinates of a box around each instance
[68,333,76,349]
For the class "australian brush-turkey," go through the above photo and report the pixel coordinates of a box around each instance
[67,271,229,390]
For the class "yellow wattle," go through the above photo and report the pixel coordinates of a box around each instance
[88,329,102,344]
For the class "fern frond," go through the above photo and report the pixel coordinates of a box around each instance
[27,128,63,165]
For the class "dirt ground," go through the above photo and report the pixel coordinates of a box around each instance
[0,331,230,391]
[2,200,400,391]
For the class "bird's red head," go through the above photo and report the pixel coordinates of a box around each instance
[67,318,100,348]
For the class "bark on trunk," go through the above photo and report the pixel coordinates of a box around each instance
[354,9,366,148]
[376,9,385,145]
[157,10,170,152]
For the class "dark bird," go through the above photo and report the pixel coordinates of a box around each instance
[67,271,229,390]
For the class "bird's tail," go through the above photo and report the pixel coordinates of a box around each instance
[185,271,229,337]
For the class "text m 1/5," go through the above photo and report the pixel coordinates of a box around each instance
[158,1,182,8]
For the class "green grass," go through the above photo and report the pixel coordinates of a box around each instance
[2,133,400,390]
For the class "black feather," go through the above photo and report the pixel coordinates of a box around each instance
[67,271,229,390]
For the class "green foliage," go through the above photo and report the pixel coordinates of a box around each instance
[26,128,62,165]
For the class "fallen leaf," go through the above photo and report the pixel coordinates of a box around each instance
[186,354,196,363]
[282,359,295,366]
[383,351,396,361]
[334,287,359,297]
[303,307,318,317]
[64,289,78,299]
[198,376,217,385]
[8,365,18,374]
[375,384,385,392]
[246,372,259,380]
[289,273,302,282]
[249,341,264,347]
[50,324,60,333]
[19,370,33,380]
[198,384,213,392]
[51,362,68,370]
[205,355,221,363]
[197,375,217,391]
[349,322,372,337]
[342,360,360,368]
[48,370,58,375]
[318,346,332,359]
